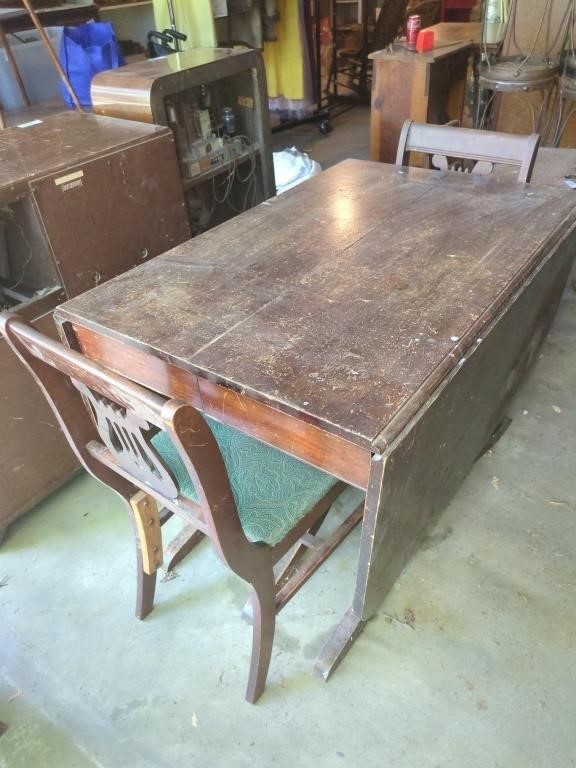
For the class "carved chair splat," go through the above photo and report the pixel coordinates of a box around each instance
[396,120,541,183]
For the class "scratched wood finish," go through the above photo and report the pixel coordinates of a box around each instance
[32,133,188,298]
[0,112,172,200]
[313,217,576,677]
[355,228,576,620]
[56,160,576,453]
[2,314,361,703]
[68,322,371,490]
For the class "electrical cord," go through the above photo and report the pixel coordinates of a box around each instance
[194,129,260,234]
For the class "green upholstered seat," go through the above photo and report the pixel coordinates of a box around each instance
[151,417,338,546]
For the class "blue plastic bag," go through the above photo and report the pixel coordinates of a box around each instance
[59,22,124,108]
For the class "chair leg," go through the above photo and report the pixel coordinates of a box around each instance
[136,570,157,621]
[274,507,331,591]
[128,491,163,620]
[245,575,276,704]
[241,493,339,625]
[275,503,363,614]
[164,525,205,573]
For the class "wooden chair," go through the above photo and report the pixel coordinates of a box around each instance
[395,120,541,183]
[1,314,363,703]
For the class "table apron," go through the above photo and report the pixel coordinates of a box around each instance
[63,321,372,490]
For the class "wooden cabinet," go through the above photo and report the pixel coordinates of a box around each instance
[370,39,472,163]
[92,48,276,235]
[0,112,189,540]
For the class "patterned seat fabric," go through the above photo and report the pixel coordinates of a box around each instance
[151,417,338,546]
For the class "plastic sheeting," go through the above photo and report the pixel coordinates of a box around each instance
[273,147,321,194]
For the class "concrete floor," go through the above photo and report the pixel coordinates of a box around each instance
[1,108,575,768]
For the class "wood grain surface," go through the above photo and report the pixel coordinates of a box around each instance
[56,160,576,450]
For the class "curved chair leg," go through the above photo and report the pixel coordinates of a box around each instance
[128,491,163,620]
[245,576,276,704]
[137,570,157,620]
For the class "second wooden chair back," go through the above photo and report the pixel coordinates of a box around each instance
[396,120,541,183]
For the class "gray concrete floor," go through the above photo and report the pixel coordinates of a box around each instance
[1,108,575,768]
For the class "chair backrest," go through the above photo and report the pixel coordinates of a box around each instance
[395,120,541,183]
[0,313,251,572]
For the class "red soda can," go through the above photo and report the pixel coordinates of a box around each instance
[407,15,421,49]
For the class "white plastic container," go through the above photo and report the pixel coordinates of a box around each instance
[0,27,64,111]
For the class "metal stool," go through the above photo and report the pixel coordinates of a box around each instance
[477,0,572,137]
[551,11,576,148]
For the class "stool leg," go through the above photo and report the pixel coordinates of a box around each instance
[552,93,576,148]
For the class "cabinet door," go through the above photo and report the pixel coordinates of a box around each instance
[31,133,190,298]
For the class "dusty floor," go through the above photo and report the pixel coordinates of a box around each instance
[1,107,575,768]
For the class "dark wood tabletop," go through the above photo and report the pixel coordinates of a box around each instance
[56,159,576,453]
[0,112,170,197]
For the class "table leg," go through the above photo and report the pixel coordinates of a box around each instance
[315,230,576,680]
[313,454,385,680]
[314,606,366,680]
[0,24,31,108]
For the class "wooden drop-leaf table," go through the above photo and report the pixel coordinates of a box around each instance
[54,160,576,679]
